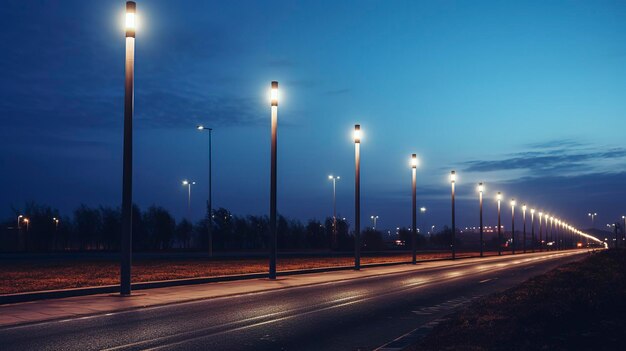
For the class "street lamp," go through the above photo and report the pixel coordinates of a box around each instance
[478,183,484,257]
[120,0,137,296]
[371,215,379,230]
[182,180,196,215]
[420,207,427,244]
[354,124,361,270]
[497,192,502,256]
[197,125,214,257]
[269,81,279,279]
[328,175,340,249]
[510,199,516,254]
[411,154,417,264]
[538,212,543,252]
[450,171,456,260]
[16,215,23,231]
[522,204,527,253]
[546,216,554,250]
[530,209,535,253]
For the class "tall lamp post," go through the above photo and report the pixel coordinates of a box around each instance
[478,183,484,257]
[269,81,279,279]
[510,200,516,254]
[530,209,535,252]
[538,212,543,252]
[120,1,136,296]
[197,125,213,256]
[546,216,554,250]
[411,154,418,264]
[587,212,596,248]
[182,180,196,215]
[354,124,362,270]
[328,175,340,248]
[522,204,527,253]
[370,215,379,230]
[497,192,502,256]
[450,171,456,260]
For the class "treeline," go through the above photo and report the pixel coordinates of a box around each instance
[1,202,459,253]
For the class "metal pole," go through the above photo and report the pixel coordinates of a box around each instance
[187,183,192,213]
[208,128,213,257]
[354,125,361,270]
[451,171,456,260]
[511,202,515,255]
[479,184,483,257]
[522,206,526,253]
[497,196,501,256]
[411,155,417,264]
[530,209,537,253]
[538,214,543,252]
[120,0,136,296]
[332,177,337,247]
[269,81,278,279]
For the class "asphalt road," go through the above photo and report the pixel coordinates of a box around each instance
[0,250,588,351]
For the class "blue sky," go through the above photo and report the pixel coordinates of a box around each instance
[1,0,625,232]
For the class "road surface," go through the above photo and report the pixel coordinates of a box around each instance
[0,250,588,351]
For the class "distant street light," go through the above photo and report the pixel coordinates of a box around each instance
[497,192,502,256]
[182,180,196,215]
[546,216,554,250]
[120,0,137,296]
[354,124,362,270]
[538,212,543,252]
[450,171,456,260]
[530,209,535,253]
[328,175,340,248]
[510,199,516,254]
[23,217,30,251]
[411,154,417,264]
[420,207,427,243]
[478,183,484,257]
[197,125,214,257]
[16,214,23,231]
[269,81,279,279]
[371,215,379,230]
[522,205,527,253]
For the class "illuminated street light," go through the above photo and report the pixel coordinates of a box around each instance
[478,183,484,257]
[269,81,279,279]
[354,124,362,270]
[530,209,535,253]
[450,171,456,260]
[197,125,214,257]
[328,175,340,248]
[182,180,196,216]
[522,204,527,253]
[497,192,502,256]
[411,154,417,264]
[546,216,554,250]
[120,1,137,296]
[510,199,516,254]
[538,212,543,252]
[371,215,379,230]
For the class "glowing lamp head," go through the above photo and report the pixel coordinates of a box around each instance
[510,199,516,207]
[496,192,502,201]
[270,81,278,106]
[420,207,426,213]
[411,154,418,168]
[182,180,189,186]
[478,183,484,193]
[125,2,136,37]
[197,125,204,130]
[522,204,527,211]
[328,175,333,180]
[450,170,456,183]
[353,124,361,143]
[531,208,535,214]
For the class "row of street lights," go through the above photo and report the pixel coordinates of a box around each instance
[116,2,606,295]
